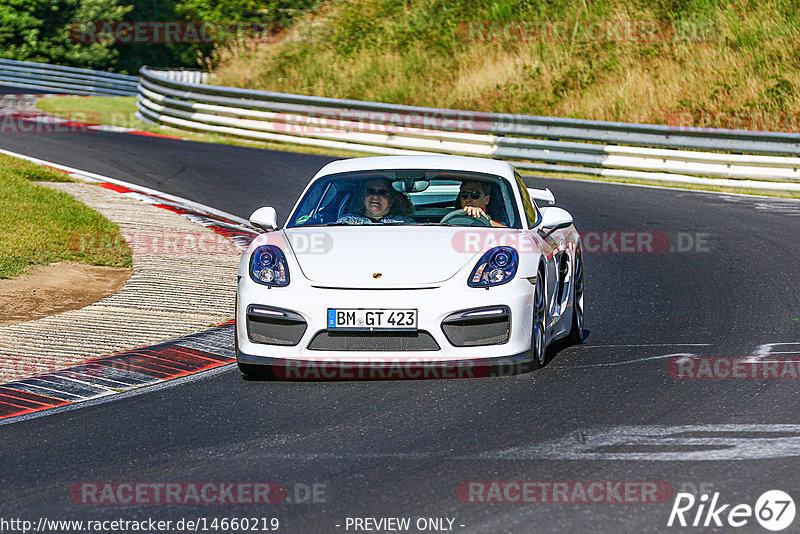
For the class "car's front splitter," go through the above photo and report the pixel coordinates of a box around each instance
[236,348,534,380]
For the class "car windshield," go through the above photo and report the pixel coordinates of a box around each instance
[286,170,523,229]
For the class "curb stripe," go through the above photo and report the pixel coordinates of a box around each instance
[152,204,258,248]
[4,382,85,402]
[57,367,152,388]
[0,402,68,419]
[17,377,110,397]
[0,324,236,422]
[0,387,67,405]
[0,394,51,409]
[124,130,185,140]
[153,204,242,225]
[101,355,192,378]
[98,182,135,194]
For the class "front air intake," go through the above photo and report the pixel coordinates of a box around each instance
[307,330,440,351]
[441,306,510,347]
[246,306,307,346]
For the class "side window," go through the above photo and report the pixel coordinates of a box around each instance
[290,180,339,226]
[318,182,339,212]
[515,172,540,228]
[292,182,324,225]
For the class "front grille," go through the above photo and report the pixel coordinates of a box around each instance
[307,330,440,351]
[441,306,510,347]
[246,306,307,346]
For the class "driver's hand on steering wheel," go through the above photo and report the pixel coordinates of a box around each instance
[463,206,488,219]
[463,205,507,227]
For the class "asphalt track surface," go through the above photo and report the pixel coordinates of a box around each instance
[2,92,800,533]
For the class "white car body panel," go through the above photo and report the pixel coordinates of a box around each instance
[236,155,582,374]
[289,227,500,287]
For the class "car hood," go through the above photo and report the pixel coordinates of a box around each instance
[284,226,487,288]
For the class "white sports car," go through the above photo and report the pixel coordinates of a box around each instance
[236,155,583,378]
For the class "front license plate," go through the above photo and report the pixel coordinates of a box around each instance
[327,309,418,331]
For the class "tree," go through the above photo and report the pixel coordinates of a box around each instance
[0,0,132,69]
[114,0,272,72]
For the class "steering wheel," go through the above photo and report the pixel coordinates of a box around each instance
[440,209,492,227]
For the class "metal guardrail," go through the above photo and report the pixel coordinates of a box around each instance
[136,66,800,191]
[146,69,212,85]
[0,59,138,96]
[2,59,799,190]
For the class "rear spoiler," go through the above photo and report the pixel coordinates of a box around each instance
[527,187,555,205]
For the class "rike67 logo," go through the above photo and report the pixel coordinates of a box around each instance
[668,490,796,531]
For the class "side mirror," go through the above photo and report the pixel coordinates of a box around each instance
[249,207,278,231]
[539,207,573,231]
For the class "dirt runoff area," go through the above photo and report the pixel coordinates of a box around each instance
[0,262,131,326]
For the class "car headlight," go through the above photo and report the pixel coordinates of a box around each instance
[468,246,518,288]
[249,245,290,287]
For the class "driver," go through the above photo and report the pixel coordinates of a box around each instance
[337,178,414,224]
[458,180,506,227]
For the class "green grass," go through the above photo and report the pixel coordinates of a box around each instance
[35,96,155,131]
[0,155,132,279]
[211,0,800,129]
[35,96,377,157]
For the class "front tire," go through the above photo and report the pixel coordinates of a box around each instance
[566,248,584,344]
[529,268,547,371]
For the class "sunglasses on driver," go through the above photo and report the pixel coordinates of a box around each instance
[459,190,485,200]
[365,187,391,197]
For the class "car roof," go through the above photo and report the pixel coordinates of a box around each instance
[312,155,517,181]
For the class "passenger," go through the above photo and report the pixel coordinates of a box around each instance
[457,180,506,227]
[337,178,414,224]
